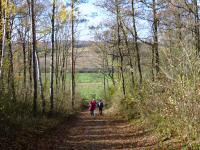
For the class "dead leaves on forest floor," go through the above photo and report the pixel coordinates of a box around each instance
[1,111,184,150]
[37,111,183,150]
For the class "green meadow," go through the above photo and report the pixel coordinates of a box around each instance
[75,73,104,100]
[41,72,105,100]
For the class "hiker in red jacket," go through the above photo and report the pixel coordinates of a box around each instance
[89,99,96,117]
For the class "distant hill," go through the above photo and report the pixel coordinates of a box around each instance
[38,42,103,73]
[76,41,94,48]
[14,40,151,73]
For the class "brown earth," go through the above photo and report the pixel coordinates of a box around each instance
[36,111,181,150]
[1,111,184,150]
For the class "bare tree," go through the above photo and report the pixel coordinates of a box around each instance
[0,0,2,67]
[50,0,56,114]
[131,0,142,84]
[192,0,200,56]
[7,0,16,102]
[0,0,6,81]
[115,0,126,97]
[31,0,38,115]
[35,51,45,114]
[71,0,76,110]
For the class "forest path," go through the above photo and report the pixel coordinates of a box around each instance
[38,111,160,150]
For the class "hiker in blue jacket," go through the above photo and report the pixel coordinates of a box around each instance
[97,99,104,115]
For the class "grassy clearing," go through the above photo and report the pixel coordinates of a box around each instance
[76,73,104,83]
[76,73,104,99]
[41,72,105,100]
[78,83,103,99]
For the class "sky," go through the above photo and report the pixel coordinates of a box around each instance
[75,0,106,41]
[63,0,150,41]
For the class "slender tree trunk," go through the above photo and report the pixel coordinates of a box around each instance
[132,0,142,84]
[63,43,69,91]
[17,26,28,91]
[55,35,61,94]
[50,0,56,114]
[23,30,28,101]
[28,36,32,89]
[0,0,3,94]
[35,51,45,114]
[22,34,27,89]
[193,0,200,56]
[71,0,76,110]
[120,22,134,88]
[27,0,32,94]
[0,0,2,65]
[116,0,126,97]
[31,0,38,115]
[111,54,115,86]
[103,52,107,97]
[0,3,6,81]
[44,41,47,83]
[61,42,67,91]
[55,31,59,93]
[151,46,155,81]
[7,0,16,102]
[105,53,110,90]
[153,0,159,74]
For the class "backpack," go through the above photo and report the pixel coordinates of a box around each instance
[98,101,103,108]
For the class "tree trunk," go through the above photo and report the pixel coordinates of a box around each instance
[63,43,69,91]
[116,0,126,97]
[151,46,155,81]
[18,26,28,91]
[7,0,16,102]
[27,0,32,94]
[16,26,27,99]
[0,2,6,81]
[61,42,67,92]
[120,21,135,88]
[111,54,115,86]
[22,33,27,90]
[28,35,32,89]
[35,51,45,114]
[153,0,159,74]
[50,0,56,114]
[31,0,38,115]
[193,0,200,56]
[103,52,107,97]
[0,0,2,66]
[55,31,59,94]
[132,0,142,84]
[71,0,76,110]
[0,0,3,94]
[44,42,47,83]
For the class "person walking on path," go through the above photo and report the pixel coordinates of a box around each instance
[89,99,96,117]
[98,99,104,115]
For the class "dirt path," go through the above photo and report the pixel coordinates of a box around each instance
[38,111,161,150]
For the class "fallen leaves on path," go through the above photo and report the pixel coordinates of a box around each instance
[38,111,159,150]
[1,111,184,150]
